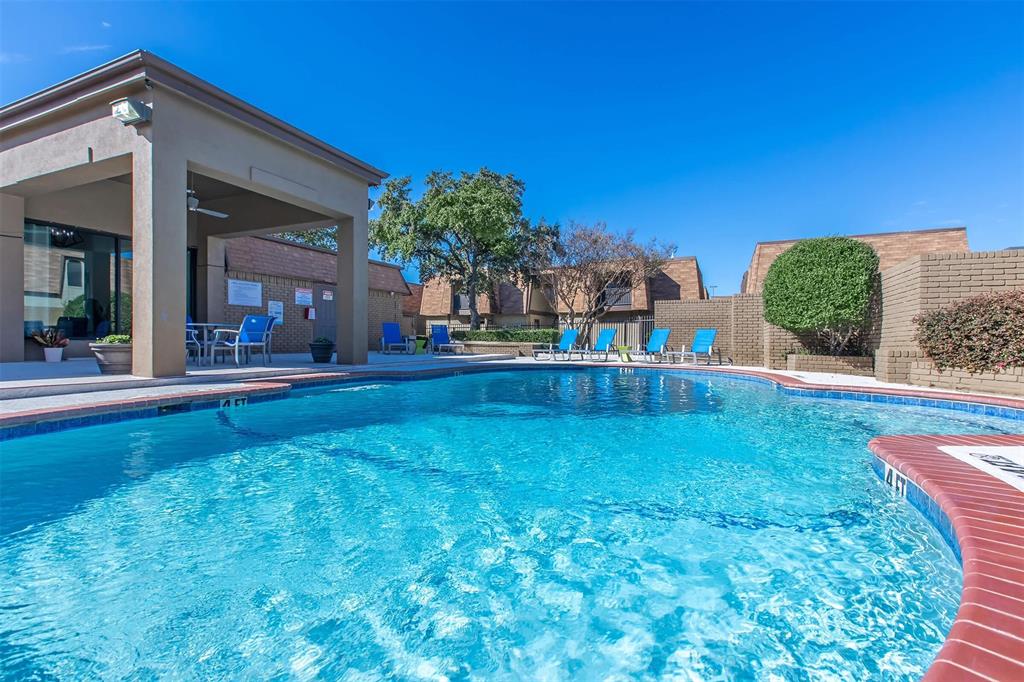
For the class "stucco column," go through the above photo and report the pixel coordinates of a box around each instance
[131,145,187,377]
[0,193,25,362]
[197,235,226,322]
[336,213,368,364]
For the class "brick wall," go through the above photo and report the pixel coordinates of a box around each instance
[742,227,969,294]
[786,354,874,376]
[223,271,404,354]
[368,289,404,349]
[875,249,1024,385]
[729,295,764,366]
[907,363,1024,397]
[654,294,767,365]
[655,297,733,355]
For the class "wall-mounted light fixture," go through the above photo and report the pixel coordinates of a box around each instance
[110,98,151,126]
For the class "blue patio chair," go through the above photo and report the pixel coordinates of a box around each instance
[211,315,275,366]
[380,322,408,354]
[430,324,465,355]
[636,328,672,363]
[533,329,580,361]
[681,328,729,365]
[583,328,617,361]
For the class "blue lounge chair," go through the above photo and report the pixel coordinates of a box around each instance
[430,324,465,354]
[637,328,672,363]
[380,322,408,354]
[211,315,275,366]
[583,328,617,361]
[681,328,729,365]
[533,329,580,360]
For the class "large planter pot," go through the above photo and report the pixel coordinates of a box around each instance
[43,347,64,363]
[89,343,133,375]
[309,342,335,363]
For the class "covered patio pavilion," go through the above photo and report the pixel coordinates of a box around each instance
[0,50,385,377]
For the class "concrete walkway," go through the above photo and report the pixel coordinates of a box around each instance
[0,351,514,401]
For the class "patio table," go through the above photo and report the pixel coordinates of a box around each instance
[186,322,231,366]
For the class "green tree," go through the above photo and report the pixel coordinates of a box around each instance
[371,168,556,329]
[534,221,673,343]
[762,237,879,356]
[276,226,336,250]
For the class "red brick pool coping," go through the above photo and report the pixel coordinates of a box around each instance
[1,363,1022,680]
[0,380,292,428]
[870,435,1024,682]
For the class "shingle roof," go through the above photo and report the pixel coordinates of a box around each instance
[403,283,423,316]
[225,236,410,295]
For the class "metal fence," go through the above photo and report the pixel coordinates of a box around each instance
[437,316,655,349]
[559,315,655,349]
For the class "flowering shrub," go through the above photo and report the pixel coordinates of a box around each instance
[915,289,1024,373]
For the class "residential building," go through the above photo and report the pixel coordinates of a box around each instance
[419,256,706,328]
[740,226,970,294]
[403,283,425,335]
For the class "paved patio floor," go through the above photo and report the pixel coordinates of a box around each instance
[0,351,514,401]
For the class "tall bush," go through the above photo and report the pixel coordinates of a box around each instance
[762,237,879,356]
[452,328,561,344]
[915,289,1024,373]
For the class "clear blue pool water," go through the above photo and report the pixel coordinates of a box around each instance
[1,368,1019,680]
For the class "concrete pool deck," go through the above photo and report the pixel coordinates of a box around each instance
[1,356,1022,681]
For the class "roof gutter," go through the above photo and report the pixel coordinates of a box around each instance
[0,50,388,186]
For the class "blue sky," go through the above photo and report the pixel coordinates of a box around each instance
[2,1,1021,293]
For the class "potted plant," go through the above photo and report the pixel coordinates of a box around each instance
[89,334,133,374]
[309,336,335,363]
[31,327,69,362]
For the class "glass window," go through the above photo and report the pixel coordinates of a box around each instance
[24,222,117,340]
[117,239,133,335]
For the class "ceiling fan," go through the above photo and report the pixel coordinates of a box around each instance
[187,189,229,219]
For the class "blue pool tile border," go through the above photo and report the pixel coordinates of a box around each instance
[870,455,962,563]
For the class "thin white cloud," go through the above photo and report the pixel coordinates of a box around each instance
[0,52,30,64]
[60,44,111,54]
[101,21,112,28]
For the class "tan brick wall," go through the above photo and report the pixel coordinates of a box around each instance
[654,294,764,365]
[908,362,1024,397]
[647,247,1023,389]
[368,289,405,350]
[763,322,805,370]
[786,354,874,376]
[223,271,403,354]
[742,227,969,294]
[730,295,764,366]
[876,249,1024,384]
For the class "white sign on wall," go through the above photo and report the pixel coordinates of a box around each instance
[267,300,284,326]
[295,287,313,306]
[227,279,262,307]
[322,289,334,301]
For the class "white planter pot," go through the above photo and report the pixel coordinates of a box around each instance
[43,347,64,363]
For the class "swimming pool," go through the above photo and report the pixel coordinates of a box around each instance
[1,368,1019,680]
